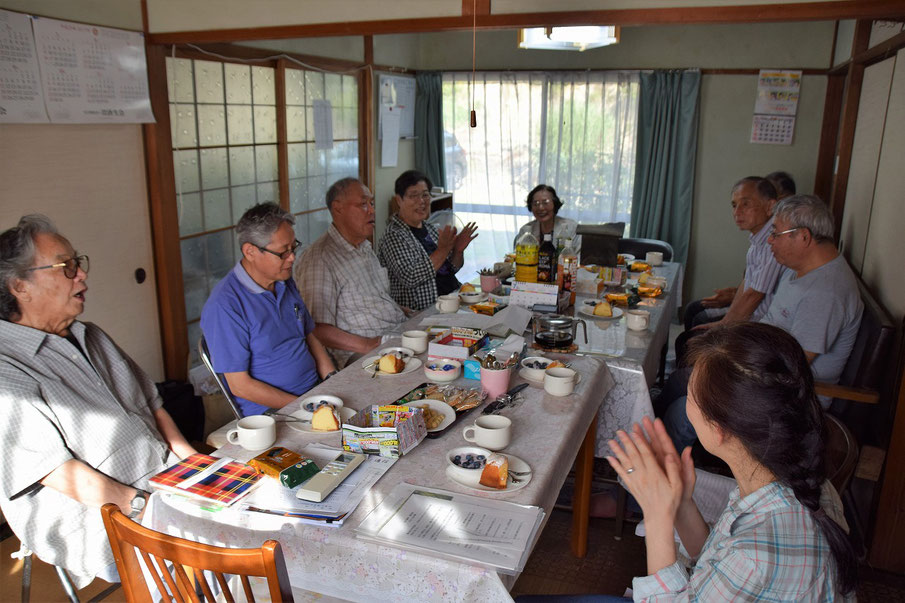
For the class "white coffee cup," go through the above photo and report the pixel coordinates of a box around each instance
[435,294,460,313]
[626,309,651,331]
[401,330,429,354]
[646,275,668,289]
[462,415,512,451]
[645,251,664,266]
[544,366,579,397]
[227,415,276,450]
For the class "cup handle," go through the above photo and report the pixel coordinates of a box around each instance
[463,426,476,442]
[227,429,239,444]
[435,301,441,310]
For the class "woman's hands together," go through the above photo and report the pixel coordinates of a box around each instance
[606,417,695,525]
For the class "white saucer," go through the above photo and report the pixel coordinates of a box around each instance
[459,292,488,305]
[400,399,455,433]
[445,453,532,493]
[518,368,581,388]
[578,303,624,320]
[287,404,354,433]
[361,355,423,377]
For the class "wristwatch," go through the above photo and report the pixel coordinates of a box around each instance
[128,490,149,519]
[324,370,339,380]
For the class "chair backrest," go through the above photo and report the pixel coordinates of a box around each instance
[617,237,674,262]
[825,414,859,495]
[575,222,625,266]
[198,335,243,420]
[101,504,293,603]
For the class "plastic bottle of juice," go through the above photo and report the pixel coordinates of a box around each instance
[558,238,578,304]
[514,230,539,283]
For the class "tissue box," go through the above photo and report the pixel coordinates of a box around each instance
[428,327,488,361]
[342,405,427,457]
[574,278,605,296]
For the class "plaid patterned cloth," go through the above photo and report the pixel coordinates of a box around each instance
[295,224,405,367]
[632,481,852,601]
[150,453,261,505]
[377,215,453,311]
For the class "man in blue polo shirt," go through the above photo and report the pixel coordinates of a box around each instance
[201,203,336,416]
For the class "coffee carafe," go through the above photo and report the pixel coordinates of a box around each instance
[533,315,587,349]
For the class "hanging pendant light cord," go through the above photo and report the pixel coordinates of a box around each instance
[470,0,477,127]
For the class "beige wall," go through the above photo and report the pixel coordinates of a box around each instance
[842,49,905,324]
[0,0,141,29]
[0,125,165,380]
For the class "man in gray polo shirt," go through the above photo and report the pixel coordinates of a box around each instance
[0,215,196,588]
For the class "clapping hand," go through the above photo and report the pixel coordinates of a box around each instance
[437,225,457,255]
[453,222,479,254]
[638,417,696,507]
[606,418,689,524]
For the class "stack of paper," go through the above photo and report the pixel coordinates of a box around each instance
[356,483,545,574]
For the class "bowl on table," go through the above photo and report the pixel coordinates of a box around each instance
[460,291,484,304]
[520,356,551,382]
[446,445,492,485]
[424,359,462,383]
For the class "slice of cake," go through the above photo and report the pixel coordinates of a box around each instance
[311,405,340,431]
[593,301,613,317]
[378,353,405,374]
[479,453,509,489]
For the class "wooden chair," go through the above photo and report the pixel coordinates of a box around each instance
[100,504,294,603]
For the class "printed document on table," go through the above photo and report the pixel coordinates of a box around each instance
[356,484,544,574]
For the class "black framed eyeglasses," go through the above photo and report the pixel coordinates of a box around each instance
[26,255,89,279]
[404,191,432,201]
[256,239,300,260]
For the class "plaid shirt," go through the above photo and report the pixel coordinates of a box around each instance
[0,320,175,589]
[377,215,458,311]
[295,223,405,366]
[633,481,851,602]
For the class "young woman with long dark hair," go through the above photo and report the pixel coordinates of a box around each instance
[608,322,856,601]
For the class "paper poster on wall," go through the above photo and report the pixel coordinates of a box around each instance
[31,15,153,123]
[313,99,334,150]
[754,69,801,116]
[0,9,48,123]
[377,73,415,139]
[380,107,400,167]
[750,115,796,145]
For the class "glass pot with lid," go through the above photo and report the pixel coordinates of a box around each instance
[532,314,587,349]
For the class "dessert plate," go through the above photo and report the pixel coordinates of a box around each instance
[578,302,624,320]
[361,355,423,377]
[445,453,532,493]
[400,398,456,433]
[378,346,415,359]
[288,396,353,433]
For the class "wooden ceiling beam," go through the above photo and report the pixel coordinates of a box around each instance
[147,0,905,45]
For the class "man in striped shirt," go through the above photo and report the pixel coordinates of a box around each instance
[675,177,784,363]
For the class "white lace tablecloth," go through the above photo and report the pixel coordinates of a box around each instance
[568,262,684,455]
[145,346,614,602]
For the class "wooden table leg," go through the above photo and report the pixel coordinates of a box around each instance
[571,411,598,557]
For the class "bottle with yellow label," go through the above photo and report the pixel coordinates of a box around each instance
[514,230,539,283]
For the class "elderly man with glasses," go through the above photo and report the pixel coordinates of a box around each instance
[201,203,336,417]
[0,214,197,589]
[658,194,863,455]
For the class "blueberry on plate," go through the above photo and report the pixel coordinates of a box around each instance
[453,455,461,464]
[476,455,486,461]
[304,402,315,411]
[443,364,454,371]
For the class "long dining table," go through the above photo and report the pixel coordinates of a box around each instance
[145,329,615,601]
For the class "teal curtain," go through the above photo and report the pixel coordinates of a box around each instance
[630,70,701,266]
[414,71,446,188]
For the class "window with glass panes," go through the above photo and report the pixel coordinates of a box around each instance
[166,56,359,364]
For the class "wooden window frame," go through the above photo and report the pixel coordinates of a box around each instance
[145,42,370,379]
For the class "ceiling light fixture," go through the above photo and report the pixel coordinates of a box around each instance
[518,26,620,52]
